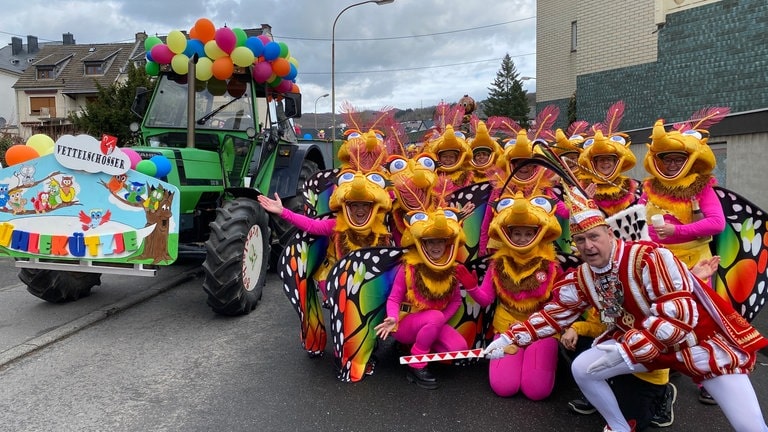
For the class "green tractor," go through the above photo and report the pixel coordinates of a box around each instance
[16,61,334,316]
[125,63,334,315]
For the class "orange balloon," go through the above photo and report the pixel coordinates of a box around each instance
[194,18,216,43]
[271,58,290,77]
[211,57,234,80]
[291,84,300,93]
[5,144,39,166]
[189,27,199,40]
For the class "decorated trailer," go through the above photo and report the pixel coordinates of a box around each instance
[6,18,334,316]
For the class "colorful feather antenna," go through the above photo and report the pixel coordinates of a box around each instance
[391,172,434,211]
[380,110,409,156]
[672,106,731,132]
[432,102,466,133]
[566,120,590,138]
[433,174,459,210]
[527,104,560,141]
[591,100,625,135]
[340,101,394,133]
[486,116,522,139]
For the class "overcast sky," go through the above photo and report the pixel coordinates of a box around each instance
[2,0,537,112]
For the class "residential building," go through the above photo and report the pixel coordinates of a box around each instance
[536,0,768,209]
[0,35,47,131]
[12,32,146,139]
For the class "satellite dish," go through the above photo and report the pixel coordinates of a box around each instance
[0,117,6,128]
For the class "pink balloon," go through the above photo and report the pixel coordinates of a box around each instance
[252,61,272,82]
[275,79,293,93]
[215,27,237,54]
[122,147,142,170]
[150,43,174,64]
[257,35,272,45]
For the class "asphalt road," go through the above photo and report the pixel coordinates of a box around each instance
[0,260,766,431]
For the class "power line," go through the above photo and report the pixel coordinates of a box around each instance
[273,17,535,42]
[301,53,535,75]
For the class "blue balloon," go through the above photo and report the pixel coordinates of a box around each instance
[245,36,264,57]
[285,63,298,81]
[150,155,172,178]
[303,133,312,140]
[183,39,205,58]
[263,41,280,61]
[145,51,154,62]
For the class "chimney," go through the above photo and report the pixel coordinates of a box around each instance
[135,32,147,44]
[63,33,75,45]
[27,35,39,54]
[260,24,273,38]
[11,37,22,56]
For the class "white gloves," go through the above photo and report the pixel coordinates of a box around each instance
[586,344,625,374]
[482,333,513,360]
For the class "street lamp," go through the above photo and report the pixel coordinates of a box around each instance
[314,93,329,130]
[331,0,395,144]
[521,76,536,81]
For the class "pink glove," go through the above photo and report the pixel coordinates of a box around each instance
[456,264,478,289]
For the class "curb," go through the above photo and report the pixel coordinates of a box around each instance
[0,268,201,369]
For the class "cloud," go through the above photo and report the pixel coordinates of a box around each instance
[3,0,536,110]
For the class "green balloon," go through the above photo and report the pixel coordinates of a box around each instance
[145,61,160,76]
[136,159,157,177]
[278,41,289,58]
[144,36,162,52]
[232,28,247,47]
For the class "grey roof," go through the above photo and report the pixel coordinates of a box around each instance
[13,40,143,93]
[0,41,59,75]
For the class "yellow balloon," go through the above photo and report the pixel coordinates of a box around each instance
[167,30,187,54]
[288,56,299,68]
[26,134,55,156]
[231,46,255,67]
[171,54,190,75]
[204,40,226,60]
[196,57,213,81]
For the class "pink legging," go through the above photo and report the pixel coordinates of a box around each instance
[488,334,559,399]
[394,310,468,368]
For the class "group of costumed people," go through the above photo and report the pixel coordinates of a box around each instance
[265,99,768,432]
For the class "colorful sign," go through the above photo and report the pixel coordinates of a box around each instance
[0,135,180,265]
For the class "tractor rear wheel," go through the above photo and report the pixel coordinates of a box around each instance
[20,269,101,303]
[202,197,270,316]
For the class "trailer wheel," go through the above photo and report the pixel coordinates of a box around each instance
[269,159,319,270]
[203,197,270,316]
[20,269,102,303]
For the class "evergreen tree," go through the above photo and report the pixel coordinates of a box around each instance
[567,91,578,125]
[69,62,154,146]
[482,54,530,127]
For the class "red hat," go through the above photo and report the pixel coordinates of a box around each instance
[567,188,607,235]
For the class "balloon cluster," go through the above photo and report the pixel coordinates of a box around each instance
[121,148,173,178]
[5,134,55,166]
[144,18,300,94]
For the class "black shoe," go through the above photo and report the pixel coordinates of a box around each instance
[699,387,718,405]
[650,382,677,428]
[406,367,439,390]
[568,395,596,415]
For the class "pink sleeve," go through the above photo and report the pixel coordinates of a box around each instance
[442,284,463,322]
[662,187,725,243]
[386,265,407,321]
[280,209,337,236]
[466,262,496,307]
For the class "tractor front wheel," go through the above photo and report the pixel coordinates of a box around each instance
[20,269,102,303]
[202,197,270,316]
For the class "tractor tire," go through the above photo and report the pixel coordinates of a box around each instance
[269,159,319,270]
[20,269,102,303]
[202,197,270,316]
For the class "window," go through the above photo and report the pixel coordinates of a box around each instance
[30,97,56,117]
[37,66,54,79]
[571,21,578,52]
[85,62,104,75]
